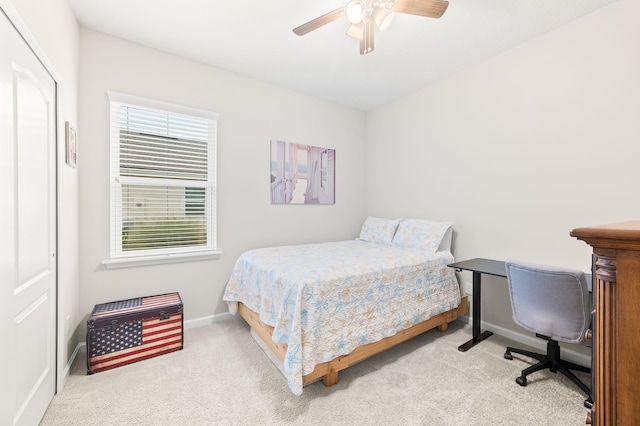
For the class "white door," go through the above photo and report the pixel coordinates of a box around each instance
[0,9,57,426]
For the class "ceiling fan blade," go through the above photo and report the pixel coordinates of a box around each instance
[392,0,449,19]
[293,7,345,36]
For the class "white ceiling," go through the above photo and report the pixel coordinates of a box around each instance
[69,0,617,111]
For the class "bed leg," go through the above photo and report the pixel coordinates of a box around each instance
[322,368,339,387]
[437,322,449,332]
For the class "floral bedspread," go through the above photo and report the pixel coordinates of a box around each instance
[223,240,461,395]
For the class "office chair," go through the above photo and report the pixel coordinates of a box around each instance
[503,260,592,404]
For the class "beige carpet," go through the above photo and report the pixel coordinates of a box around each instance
[41,316,590,425]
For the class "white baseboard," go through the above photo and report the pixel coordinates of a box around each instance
[455,317,591,367]
[62,341,85,388]
[183,311,233,328]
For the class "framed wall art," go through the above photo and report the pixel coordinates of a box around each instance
[270,139,335,205]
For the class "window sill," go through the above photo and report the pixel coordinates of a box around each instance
[102,250,222,269]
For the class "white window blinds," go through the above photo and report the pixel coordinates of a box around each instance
[108,92,218,262]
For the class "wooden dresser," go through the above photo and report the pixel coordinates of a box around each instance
[571,221,640,425]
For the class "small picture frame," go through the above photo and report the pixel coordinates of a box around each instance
[65,121,77,167]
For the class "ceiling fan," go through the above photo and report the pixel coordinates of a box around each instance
[293,0,449,55]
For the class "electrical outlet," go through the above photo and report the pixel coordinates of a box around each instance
[65,315,71,336]
[464,282,473,295]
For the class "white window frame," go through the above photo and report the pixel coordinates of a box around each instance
[103,91,221,269]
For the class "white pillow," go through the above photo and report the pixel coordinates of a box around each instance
[358,217,399,245]
[391,219,453,252]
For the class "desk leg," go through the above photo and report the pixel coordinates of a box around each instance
[458,271,493,351]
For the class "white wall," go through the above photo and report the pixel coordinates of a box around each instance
[365,0,640,336]
[10,0,636,372]
[78,29,367,324]
[4,0,81,385]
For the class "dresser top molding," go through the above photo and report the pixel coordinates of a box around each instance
[571,220,640,251]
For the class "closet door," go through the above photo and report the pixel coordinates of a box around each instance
[0,9,57,426]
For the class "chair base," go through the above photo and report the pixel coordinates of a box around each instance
[504,336,592,407]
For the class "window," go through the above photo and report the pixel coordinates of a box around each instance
[104,92,220,268]
[185,187,206,216]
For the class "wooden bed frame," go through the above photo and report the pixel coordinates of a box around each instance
[238,294,469,387]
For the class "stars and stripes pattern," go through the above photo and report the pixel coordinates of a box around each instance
[88,293,183,373]
[90,293,181,318]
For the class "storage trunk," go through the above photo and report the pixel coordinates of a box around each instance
[87,292,183,374]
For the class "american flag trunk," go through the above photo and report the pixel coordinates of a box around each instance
[86,293,183,374]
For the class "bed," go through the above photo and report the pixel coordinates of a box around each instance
[223,217,468,395]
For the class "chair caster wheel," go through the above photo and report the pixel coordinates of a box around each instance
[584,398,593,409]
[504,351,513,360]
[516,376,527,387]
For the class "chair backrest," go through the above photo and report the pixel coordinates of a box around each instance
[505,260,591,344]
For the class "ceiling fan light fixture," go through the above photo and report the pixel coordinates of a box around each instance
[372,7,394,31]
[345,0,367,24]
[292,0,449,56]
[346,21,365,40]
